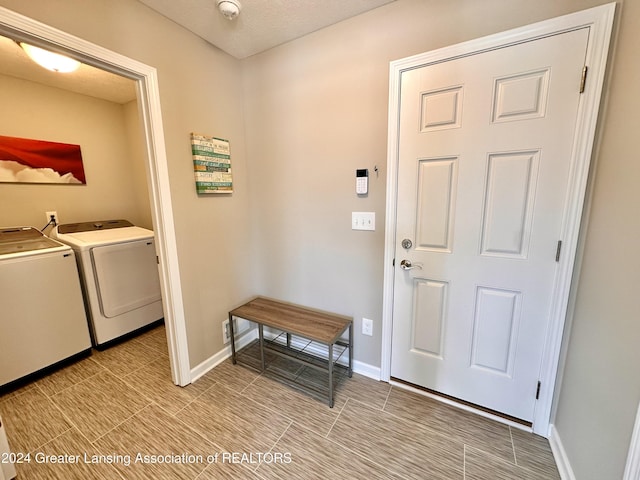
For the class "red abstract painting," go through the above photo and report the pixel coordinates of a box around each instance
[0,135,86,184]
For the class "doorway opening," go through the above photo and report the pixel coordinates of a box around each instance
[0,6,191,386]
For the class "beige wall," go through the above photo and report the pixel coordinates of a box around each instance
[1,0,638,477]
[552,1,640,478]
[243,0,638,478]
[242,0,615,366]
[0,74,150,228]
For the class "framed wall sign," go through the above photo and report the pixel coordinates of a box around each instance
[191,133,233,194]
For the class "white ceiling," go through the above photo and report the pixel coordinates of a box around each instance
[137,0,396,59]
[0,0,395,103]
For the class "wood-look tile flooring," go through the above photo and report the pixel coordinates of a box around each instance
[0,325,560,479]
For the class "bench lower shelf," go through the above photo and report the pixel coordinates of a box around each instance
[235,335,352,406]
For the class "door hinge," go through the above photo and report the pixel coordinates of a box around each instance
[392,258,395,267]
[156,255,159,265]
[555,240,562,262]
[536,381,542,400]
[579,66,588,93]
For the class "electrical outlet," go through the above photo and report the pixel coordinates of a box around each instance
[362,318,373,336]
[222,317,251,344]
[45,211,58,226]
[222,319,231,343]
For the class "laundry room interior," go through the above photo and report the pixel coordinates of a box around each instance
[0,47,168,366]
[0,58,152,230]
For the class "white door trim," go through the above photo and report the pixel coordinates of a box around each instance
[624,402,640,480]
[0,7,191,386]
[382,3,615,435]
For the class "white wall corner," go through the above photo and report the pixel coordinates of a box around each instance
[549,424,577,480]
[623,402,640,480]
[549,403,640,480]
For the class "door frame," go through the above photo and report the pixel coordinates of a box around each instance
[623,401,640,480]
[381,3,615,435]
[0,7,192,386]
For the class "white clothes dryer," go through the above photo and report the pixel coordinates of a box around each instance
[0,227,91,388]
[51,220,164,347]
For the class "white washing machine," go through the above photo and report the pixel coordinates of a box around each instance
[51,220,164,347]
[0,415,16,479]
[0,227,91,388]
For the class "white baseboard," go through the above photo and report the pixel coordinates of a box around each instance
[190,329,257,382]
[550,404,640,480]
[262,330,381,380]
[549,424,576,480]
[190,329,381,383]
[352,360,381,381]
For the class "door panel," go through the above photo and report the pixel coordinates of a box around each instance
[416,157,458,252]
[391,28,590,421]
[480,150,539,258]
[470,286,521,376]
[411,278,447,358]
[421,86,464,131]
[92,239,162,318]
[492,69,550,123]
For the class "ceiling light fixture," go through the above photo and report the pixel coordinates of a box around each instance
[19,42,80,73]
[217,0,241,20]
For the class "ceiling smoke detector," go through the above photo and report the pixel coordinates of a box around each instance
[217,0,241,20]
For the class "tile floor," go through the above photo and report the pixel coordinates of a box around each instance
[0,324,561,479]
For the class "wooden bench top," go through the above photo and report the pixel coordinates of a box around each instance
[229,296,352,344]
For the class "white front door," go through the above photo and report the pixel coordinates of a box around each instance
[390,28,590,422]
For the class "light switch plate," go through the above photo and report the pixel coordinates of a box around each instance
[352,212,375,231]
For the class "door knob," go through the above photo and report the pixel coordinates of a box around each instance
[400,259,422,270]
